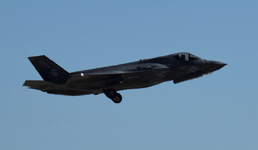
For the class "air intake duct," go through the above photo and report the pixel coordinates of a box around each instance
[173,71,203,84]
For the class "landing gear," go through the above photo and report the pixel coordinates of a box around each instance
[104,89,122,103]
[111,93,122,103]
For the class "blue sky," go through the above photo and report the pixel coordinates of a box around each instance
[0,1,257,150]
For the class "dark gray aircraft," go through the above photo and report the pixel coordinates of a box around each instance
[23,52,226,103]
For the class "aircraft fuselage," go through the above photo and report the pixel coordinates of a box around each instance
[23,52,226,103]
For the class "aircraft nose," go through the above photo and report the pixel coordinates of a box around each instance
[209,61,227,72]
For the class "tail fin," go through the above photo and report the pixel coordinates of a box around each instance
[28,55,70,84]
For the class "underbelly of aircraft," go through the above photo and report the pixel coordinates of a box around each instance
[37,69,177,96]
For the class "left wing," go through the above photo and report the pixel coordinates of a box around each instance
[65,73,124,88]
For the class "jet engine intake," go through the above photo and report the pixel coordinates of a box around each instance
[173,71,203,84]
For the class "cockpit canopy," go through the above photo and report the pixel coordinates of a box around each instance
[171,52,201,61]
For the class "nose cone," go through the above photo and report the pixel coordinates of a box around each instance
[209,61,227,72]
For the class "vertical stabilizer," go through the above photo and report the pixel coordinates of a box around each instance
[28,55,70,84]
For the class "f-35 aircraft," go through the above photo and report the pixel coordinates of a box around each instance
[23,52,226,103]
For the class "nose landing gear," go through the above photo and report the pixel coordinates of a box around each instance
[104,89,122,103]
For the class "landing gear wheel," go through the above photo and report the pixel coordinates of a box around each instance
[111,93,122,103]
[104,89,122,104]
[104,89,117,98]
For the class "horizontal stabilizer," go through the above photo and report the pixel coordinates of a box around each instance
[23,80,56,91]
[23,80,93,96]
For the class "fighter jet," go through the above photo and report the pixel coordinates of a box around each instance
[23,52,226,103]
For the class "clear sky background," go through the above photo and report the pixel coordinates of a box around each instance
[0,1,257,150]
